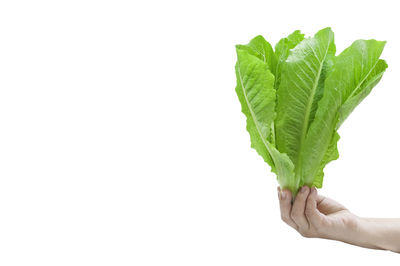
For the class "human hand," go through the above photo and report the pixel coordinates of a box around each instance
[278,186,400,252]
[277,186,359,242]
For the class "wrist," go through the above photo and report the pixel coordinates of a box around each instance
[351,217,385,250]
[325,214,384,250]
[337,214,371,247]
[319,212,365,246]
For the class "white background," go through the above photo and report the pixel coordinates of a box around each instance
[0,0,399,265]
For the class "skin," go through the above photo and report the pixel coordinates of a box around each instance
[278,186,400,253]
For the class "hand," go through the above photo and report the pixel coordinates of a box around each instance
[277,186,359,241]
[278,186,400,252]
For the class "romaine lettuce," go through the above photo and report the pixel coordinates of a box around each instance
[235,28,387,195]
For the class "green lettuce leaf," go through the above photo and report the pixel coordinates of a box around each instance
[274,30,305,90]
[236,35,277,74]
[301,39,387,186]
[275,27,335,184]
[235,47,276,168]
[234,28,387,194]
[235,43,298,192]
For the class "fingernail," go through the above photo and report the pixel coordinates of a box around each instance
[281,191,286,200]
[312,187,317,195]
[301,186,308,193]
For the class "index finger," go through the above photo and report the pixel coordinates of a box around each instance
[278,187,297,230]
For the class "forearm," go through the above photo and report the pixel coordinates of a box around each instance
[353,218,400,253]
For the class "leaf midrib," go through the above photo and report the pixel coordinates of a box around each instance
[295,37,332,178]
[336,58,383,129]
[347,59,381,100]
[237,61,274,165]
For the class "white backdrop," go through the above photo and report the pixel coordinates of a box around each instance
[0,0,399,265]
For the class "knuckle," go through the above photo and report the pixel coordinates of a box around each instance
[290,211,300,220]
[280,214,289,223]
[299,229,313,238]
[304,208,313,216]
[298,229,308,237]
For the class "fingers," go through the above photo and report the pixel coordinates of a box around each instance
[305,187,324,226]
[278,187,297,229]
[291,186,310,231]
